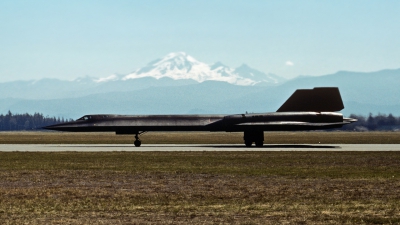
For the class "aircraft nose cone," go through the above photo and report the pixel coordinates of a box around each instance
[42,121,81,131]
[43,123,72,131]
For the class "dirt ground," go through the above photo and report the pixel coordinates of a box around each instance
[0,151,399,224]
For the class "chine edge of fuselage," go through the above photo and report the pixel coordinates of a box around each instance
[43,111,354,133]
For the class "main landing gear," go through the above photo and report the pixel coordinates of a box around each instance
[243,130,264,147]
[134,132,147,147]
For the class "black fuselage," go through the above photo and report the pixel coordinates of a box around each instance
[44,111,352,134]
[43,87,357,147]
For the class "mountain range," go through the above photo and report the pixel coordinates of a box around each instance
[102,52,285,85]
[1,52,399,118]
[0,52,284,100]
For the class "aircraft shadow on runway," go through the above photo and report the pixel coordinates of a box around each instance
[205,145,339,149]
[57,144,340,149]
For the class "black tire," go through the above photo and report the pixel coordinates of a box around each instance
[255,141,263,147]
[134,140,141,147]
[245,140,252,147]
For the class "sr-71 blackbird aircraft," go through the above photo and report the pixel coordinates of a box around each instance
[44,87,356,147]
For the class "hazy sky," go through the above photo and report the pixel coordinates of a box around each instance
[0,0,399,82]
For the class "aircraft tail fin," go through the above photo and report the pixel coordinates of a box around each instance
[277,87,344,112]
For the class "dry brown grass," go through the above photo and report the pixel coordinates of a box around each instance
[1,131,400,144]
[0,151,399,224]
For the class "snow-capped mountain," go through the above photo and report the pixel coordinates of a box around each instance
[234,64,285,84]
[0,52,287,100]
[97,52,284,85]
[2,63,400,117]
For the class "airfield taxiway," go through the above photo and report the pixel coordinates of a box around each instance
[1,144,400,152]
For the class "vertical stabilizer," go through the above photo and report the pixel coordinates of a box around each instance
[277,87,344,112]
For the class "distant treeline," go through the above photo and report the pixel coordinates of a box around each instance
[0,111,399,131]
[340,114,400,131]
[0,111,72,131]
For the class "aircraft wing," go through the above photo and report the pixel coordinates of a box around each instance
[224,120,352,131]
[235,121,352,126]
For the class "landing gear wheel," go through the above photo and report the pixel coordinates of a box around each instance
[245,140,253,147]
[244,130,264,148]
[134,140,141,147]
[134,133,142,147]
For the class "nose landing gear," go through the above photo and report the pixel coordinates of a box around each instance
[134,134,141,147]
[134,131,147,147]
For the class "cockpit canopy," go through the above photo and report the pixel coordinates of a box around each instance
[76,115,113,121]
[77,115,92,121]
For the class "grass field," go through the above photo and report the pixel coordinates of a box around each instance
[0,132,400,224]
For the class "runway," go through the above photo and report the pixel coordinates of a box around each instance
[1,144,400,152]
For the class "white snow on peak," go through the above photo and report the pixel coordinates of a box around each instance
[95,74,119,83]
[93,52,283,86]
[121,52,266,85]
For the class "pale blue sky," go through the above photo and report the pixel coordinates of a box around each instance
[0,0,399,82]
